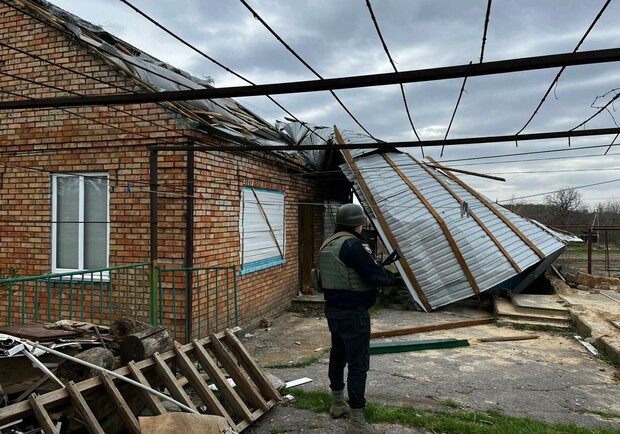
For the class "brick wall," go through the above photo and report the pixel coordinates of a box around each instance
[0,2,342,335]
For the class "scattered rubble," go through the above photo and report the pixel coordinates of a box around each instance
[0,320,279,433]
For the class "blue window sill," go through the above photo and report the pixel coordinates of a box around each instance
[240,258,285,275]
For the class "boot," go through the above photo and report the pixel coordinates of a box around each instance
[329,389,350,418]
[347,407,384,434]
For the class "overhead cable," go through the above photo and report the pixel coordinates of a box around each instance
[515,0,612,135]
[479,0,493,63]
[499,177,620,203]
[441,0,492,156]
[119,0,328,146]
[365,0,421,154]
[238,0,378,140]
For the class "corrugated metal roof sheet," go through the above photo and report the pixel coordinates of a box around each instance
[340,148,567,311]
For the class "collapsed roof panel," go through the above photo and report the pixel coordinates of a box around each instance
[339,148,566,311]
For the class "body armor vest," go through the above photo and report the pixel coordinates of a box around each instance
[319,234,373,292]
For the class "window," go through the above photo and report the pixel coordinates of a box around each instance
[51,173,109,273]
[240,187,285,274]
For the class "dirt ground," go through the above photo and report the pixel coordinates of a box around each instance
[555,252,620,278]
[241,293,620,433]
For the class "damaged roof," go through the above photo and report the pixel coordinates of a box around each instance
[338,142,567,311]
[16,1,569,310]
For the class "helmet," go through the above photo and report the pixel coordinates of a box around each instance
[336,203,368,227]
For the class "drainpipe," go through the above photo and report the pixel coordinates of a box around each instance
[149,148,159,325]
[185,146,195,342]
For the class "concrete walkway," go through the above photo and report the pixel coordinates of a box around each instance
[241,291,620,433]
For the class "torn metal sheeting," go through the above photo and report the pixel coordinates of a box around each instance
[284,377,312,388]
[339,146,568,311]
[574,335,599,356]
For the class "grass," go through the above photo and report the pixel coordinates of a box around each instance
[284,389,620,434]
[266,354,324,369]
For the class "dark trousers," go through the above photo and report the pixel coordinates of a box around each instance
[326,307,371,409]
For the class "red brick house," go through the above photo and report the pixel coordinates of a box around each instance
[0,0,351,339]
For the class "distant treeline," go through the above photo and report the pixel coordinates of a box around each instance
[503,188,620,244]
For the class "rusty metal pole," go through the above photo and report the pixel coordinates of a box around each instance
[587,229,592,275]
[185,147,195,343]
[605,229,610,276]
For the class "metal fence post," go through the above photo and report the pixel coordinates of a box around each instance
[149,260,160,326]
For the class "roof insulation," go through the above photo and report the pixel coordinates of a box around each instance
[339,147,567,311]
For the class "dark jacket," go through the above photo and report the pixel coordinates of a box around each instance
[323,227,394,310]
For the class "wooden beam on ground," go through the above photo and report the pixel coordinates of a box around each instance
[209,332,267,412]
[66,381,105,434]
[371,318,494,339]
[473,335,539,343]
[193,339,253,422]
[224,329,281,403]
[28,393,58,434]
[99,372,141,434]
[152,352,198,412]
[172,345,233,426]
[127,361,167,416]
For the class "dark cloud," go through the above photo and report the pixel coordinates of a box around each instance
[48,0,620,205]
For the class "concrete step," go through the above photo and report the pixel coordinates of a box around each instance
[493,297,571,328]
[508,293,571,319]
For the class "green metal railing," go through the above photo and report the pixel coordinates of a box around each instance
[0,263,151,326]
[0,263,238,343]
[158,266,237,342]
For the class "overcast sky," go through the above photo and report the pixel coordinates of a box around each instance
[47,0,620,207]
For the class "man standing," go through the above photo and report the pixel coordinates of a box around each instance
[319,203,394,434]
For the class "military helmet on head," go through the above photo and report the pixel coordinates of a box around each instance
[336,203,368,227]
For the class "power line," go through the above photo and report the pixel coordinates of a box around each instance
[119,0,329,147]
[438,142,616,164]
[365,0,421,154]
[0,41,185,138]
[238,0,378,141]
[571,88,620,131]
[498,177,620,203]
[440,1,493,157]
[515,0,612,135]
[479,0,493,64]
[1,0,270,144]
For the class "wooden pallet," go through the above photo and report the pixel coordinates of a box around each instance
[0,329,281,433]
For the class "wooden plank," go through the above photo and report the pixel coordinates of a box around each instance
[28,393,58,434]
[209,332,268,411]
[371,318,495,339]
[224,329,281,402]
[127,361,167,416]
[99,371,141,434]
[0,334,232,425]
[65,381,105,434]
[193,339,253,422]
[152,352,198,412]
[173,345,235,427]
[334,126,432,311]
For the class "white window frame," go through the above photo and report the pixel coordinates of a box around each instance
[239,187,285,275]
[51,172,110,277]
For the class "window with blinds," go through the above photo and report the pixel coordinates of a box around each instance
[239,187,285,275]
[51,173,109,275]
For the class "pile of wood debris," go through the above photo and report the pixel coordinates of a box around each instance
[0,319,280,433]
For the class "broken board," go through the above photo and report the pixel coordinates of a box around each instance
[0,328,281,433]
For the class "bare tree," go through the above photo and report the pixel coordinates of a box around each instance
[544,188,584,225]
